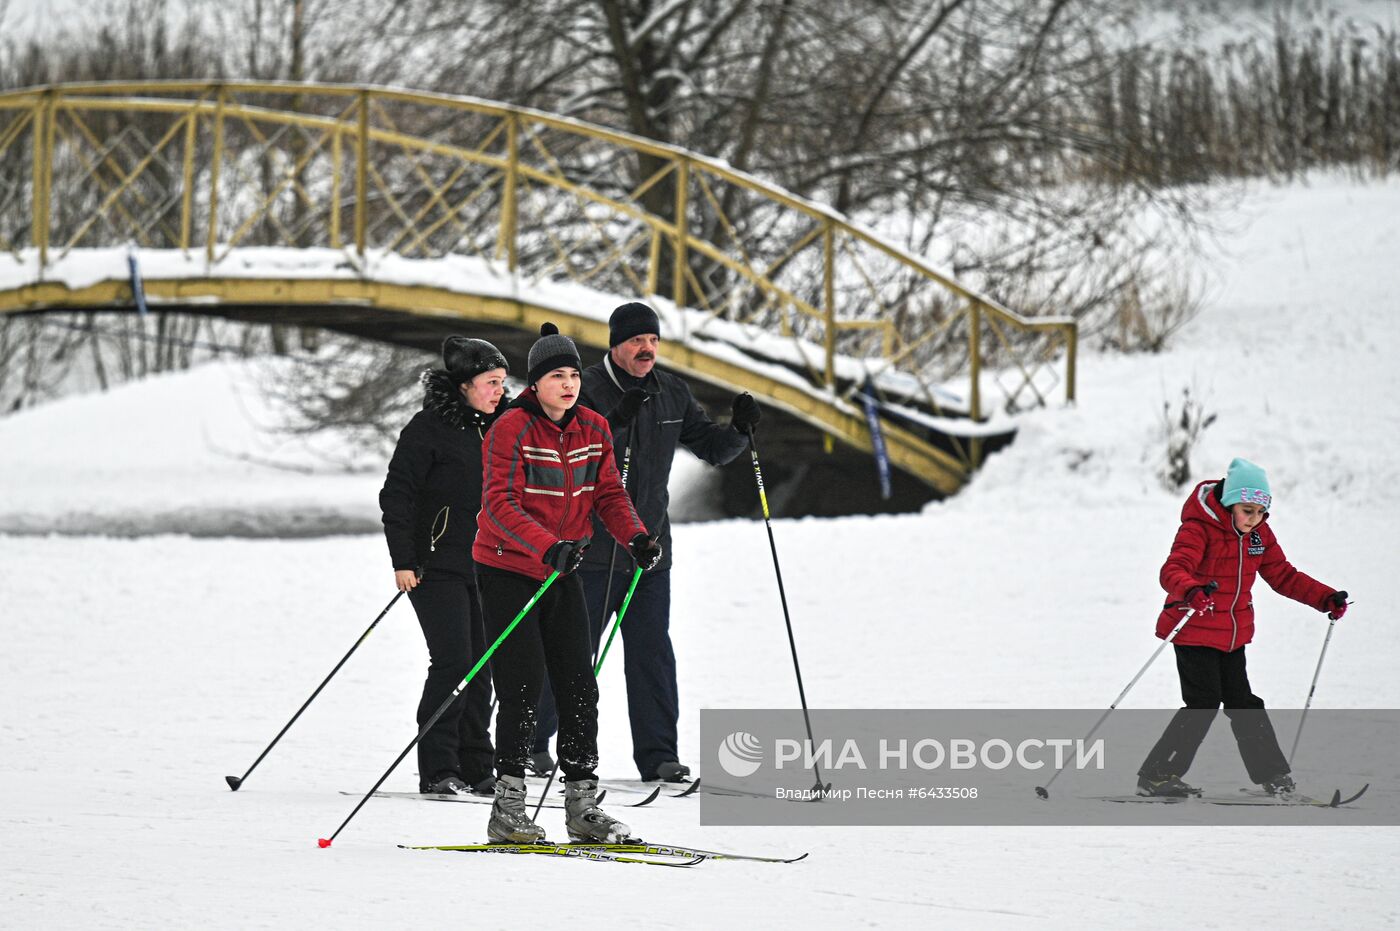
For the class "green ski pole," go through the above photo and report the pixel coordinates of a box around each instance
[594,566,644,676]
[319,571,560,848]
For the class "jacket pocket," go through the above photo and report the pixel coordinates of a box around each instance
[658,418,684,445]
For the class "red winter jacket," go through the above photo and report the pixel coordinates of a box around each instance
[474,389,646,580]
[1156,479,1335,652]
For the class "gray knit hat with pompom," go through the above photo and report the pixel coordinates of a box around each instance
[526,322,581,386]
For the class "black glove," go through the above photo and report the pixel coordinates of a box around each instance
[628,533,663,571]
[731,392,761,434]
[610,388,649,428]
[542,539,589,575]
[1324,590,1349,620]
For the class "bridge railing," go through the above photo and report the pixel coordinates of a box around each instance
[0,81,1075,465]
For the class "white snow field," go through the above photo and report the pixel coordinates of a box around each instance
[2,174,1399,928]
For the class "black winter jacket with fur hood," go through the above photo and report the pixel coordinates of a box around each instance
[379,369,500,576]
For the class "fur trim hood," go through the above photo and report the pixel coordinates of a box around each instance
[420,369,498,431]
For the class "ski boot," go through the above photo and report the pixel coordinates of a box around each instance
[462,758,497,796]
[1136,773,1201,798]
[564,779,639,843]
[422,773,469,795]
[488,774,547,843]
[652,761,691,783]
[1261,773,1296,798]
[525,749,555,777]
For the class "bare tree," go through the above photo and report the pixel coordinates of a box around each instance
[5,0,1400,419]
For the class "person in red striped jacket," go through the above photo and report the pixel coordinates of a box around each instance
[474,323,663,844]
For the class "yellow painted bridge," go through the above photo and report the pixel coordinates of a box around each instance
[0,81,1076,515]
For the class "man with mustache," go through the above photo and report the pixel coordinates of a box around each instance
[531,301,761,782]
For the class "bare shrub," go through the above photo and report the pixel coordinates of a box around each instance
[254,337,435,470]
[1159,384,1217,491]
[1099,271,1206,353]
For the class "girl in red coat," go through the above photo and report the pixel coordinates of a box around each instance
[1137,458,1348,798]
[475,323,662,843]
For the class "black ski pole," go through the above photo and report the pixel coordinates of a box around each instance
[590,437,634,668]
[591,546,621,670]
[226,589,405,791]
[1034,581,1218,800]
[745,425,829,793]
[319,571,560,848]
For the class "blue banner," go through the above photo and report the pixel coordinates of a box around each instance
[858,380,892,500]
[127,252,149,316]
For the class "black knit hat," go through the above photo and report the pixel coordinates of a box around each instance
[526,322,582,386]
[442,336,508,386]
[609,301,660,347]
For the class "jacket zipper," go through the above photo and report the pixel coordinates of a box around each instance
[556,425,573,540]
[429,506,449,553]
[1227,531,1243,651]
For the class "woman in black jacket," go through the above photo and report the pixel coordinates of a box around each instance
[379,336,509,795]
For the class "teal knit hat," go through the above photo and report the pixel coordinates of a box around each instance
[1221,457,1271,509]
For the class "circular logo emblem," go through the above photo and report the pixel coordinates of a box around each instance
[717,731,764,778]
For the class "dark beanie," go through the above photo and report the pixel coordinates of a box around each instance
[609,301,660,347]
[442,336,508,386]
[526,322,582,386]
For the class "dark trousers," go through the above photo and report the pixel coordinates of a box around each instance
[408,571,495,788]
[534,568,677,780]
[1139,644,1290,784]
[477,566,599,782]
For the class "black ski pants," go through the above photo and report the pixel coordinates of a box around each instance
[408,570,495,789]
[477,565,599,782]
[533,568,677,780]
[1138,643,1290,784]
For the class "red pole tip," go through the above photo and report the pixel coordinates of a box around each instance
[317,838,332,848]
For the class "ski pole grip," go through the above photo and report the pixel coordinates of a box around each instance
[1172,580,1218,611]
[1192,580,1218,605]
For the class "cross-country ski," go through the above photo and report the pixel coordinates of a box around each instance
[400,840,809,864]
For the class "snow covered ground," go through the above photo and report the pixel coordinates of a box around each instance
[2,174,1399,927]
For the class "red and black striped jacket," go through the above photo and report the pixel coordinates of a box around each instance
[474,389,646,580]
